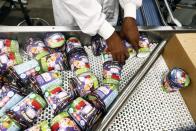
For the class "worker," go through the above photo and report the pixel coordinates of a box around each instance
[52,0,142,64]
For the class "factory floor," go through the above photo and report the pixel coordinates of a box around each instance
[0,0,196,26]
[0,0,54,25]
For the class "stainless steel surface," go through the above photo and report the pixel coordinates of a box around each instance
[17,18,50,26]
[177,3,196,10]
[0,26,81,32]
[1,26,196,46]
[0,30,195,130]
[163,0,182,27]
[154,0,168,26]
[107,56,196,131]
[96,40,167,131]
[1,26,196,32]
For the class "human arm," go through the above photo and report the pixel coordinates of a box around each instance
[119,0,143,50]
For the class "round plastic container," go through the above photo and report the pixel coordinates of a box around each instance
[103,61,122,86]
[162,68,190,93]
[91,35,107,56]
[69,72,99,97]
[25,37,49,60]
[25,121,50,131]
[86,84,118,113]
[6,93,47,128]
[68,48,90,76]
[137,36,151,58]
[44,33,66,49]
[0,84,27,117]
[0,39,20,54]
[0,52,23,75]
[40,52,68,72]
[68,97,101,130]
[44,86,75,114]
[4,59,41,93]
[66,36,82,54]
[29,71,63,95]
[51,111,81,131]
[0,115,21,131]
[123,40,136,58]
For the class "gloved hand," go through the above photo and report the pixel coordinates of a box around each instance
[120,17,140,51]
[106,31,129,64]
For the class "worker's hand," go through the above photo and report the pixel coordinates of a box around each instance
[106,31,129,64]
[120,17,139,51]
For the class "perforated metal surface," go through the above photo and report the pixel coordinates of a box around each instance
[107,56,196,131]
[22,46,195,130]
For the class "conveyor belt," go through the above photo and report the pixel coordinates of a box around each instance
[1,29,196,130]
[25,44,195,130]
[106,56,196,130]
[136,9,146,26]
[137,0,166,26]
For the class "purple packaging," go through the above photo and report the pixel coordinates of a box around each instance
[91,35,107,56]
[25,37,49,60]
[137,36,151,58]
[68,48,90,76]
[69,72,99,97]
[0,84,26,117]
[86,84,118,113]
[68,97,101,130]
[162,68,190,93]
[103,61,122,86]
[66,36,82,54]
[29,71,63,94]
[44,33,66,49]
[44,86,75,114]
[6,93,47,128]
[4,59,41,94]
[40,52,68,72]
[51,112,81,131]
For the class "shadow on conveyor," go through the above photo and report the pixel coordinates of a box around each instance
[136,0,167,26]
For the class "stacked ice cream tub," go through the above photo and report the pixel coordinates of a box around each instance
[0,33,152,131]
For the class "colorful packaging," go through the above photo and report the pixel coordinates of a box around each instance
[0,115,21,131]
[6,93,47,128]
[13,59,41,79]
[87,84,118,112]
[101,52,113,63]
[44,86,74,114]
[66,36,82,54]
[123,41,136,58]
[40,52,68,72]
[137,36,151,58]
[162,68,190,93]
[70,72,99,97]
[25,121,51,131]
[0,39,22,75]
[25,37,50,60]
[91,35,107,56]
[68,97,101,130]
[51,112,81,131]
[44,33,66,48]
[4,59,41,93]
[0,52,23,75]
[103,61,122,86]
[30,71,63,94]
[0,84,26,117]
[0,39,20,54]
[91,36,136,58]
[68,48,90,76]
[85,93,104,114]
[162,75,179,93]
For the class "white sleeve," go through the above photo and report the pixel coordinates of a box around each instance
[119,0,143,19]
[61,0,115,40]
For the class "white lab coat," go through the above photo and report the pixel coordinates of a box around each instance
[52,0,142,40]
